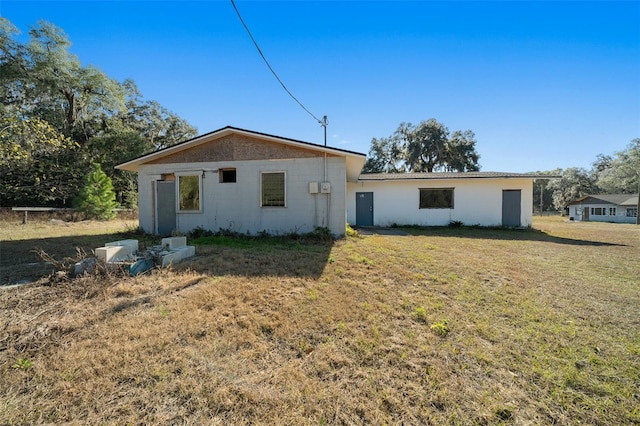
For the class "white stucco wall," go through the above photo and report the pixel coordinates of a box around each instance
[137,156,348,236]
[347,178,534,227]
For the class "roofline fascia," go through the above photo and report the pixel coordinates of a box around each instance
[356,174,558,182]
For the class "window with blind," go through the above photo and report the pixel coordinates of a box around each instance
[261,172,285,207]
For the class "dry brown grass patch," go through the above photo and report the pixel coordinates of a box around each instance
[1,216,639,424]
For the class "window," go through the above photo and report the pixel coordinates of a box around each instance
[609,207,616,216]
[627,208,638,217]
[178,174,201,211]
[591,207,605,216]
[219,168,237,183]
[261,172,285,207]
[419,188,454,209]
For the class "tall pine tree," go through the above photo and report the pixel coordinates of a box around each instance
[73,163,118,220]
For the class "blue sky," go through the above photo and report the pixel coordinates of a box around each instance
[2,1,639,172]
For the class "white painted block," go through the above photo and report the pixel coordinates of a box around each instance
[177,245,195,259]
[160,251,182,267]
[161,237,187,250]
[105,239,139,254]
[73,258,97,275]
[95,246,133,262]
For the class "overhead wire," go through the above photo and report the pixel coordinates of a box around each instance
[229,0,325,127]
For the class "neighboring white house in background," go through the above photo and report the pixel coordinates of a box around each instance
[566,194,639,224]
[116,127,547,236]
[116,126,366,236]
[348,172,539,228]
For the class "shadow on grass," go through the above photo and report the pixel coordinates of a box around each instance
[0,232,334,285]
[395,226,627,247]
[4,224,619,286]
[180,236,333,279]
[0,231,156,285]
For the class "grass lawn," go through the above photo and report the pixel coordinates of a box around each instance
[1,216,638,424]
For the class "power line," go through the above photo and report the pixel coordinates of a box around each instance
[230,0,326,130]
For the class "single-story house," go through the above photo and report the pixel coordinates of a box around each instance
[116,126,365,236]
[116,127,546,236]
[348,172,539,228]
[566,194,639,224]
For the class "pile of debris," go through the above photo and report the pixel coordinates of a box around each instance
[74,237,195,276]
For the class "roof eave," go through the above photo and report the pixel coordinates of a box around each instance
[356,173,556,182]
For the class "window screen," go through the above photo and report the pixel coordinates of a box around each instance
[261,172,285,207]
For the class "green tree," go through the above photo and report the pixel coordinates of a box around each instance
[594,139,640,224]
[0,113,84,206]
[595,139,640,194]
[364,119,481,173]
[1,19,125,141]
[547,167,598,211]
[87,127,145,208]
[404,120,449,172]
[119,80,197,151]
[362,135,404,173]
[445,130,481,172]
[88,80,197,207]
[1,18,198,207]
[0,19,29,114]
[73,163,118,220]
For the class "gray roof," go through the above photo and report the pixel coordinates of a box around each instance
[594,194,638,205]
[567,194,639,206]
[358,172,554,181]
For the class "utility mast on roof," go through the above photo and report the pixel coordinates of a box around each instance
[321,115,328,146]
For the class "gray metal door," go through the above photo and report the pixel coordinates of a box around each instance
[502,190,521,227]
[156,181,176,235]
[356,192,374,227]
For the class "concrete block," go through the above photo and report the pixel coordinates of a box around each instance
[161,236,187,250]
[177,245,195,259]
[73,258,98,276]
[105,239,139,254]
[160,250,182,267]
[96,245,133,262]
